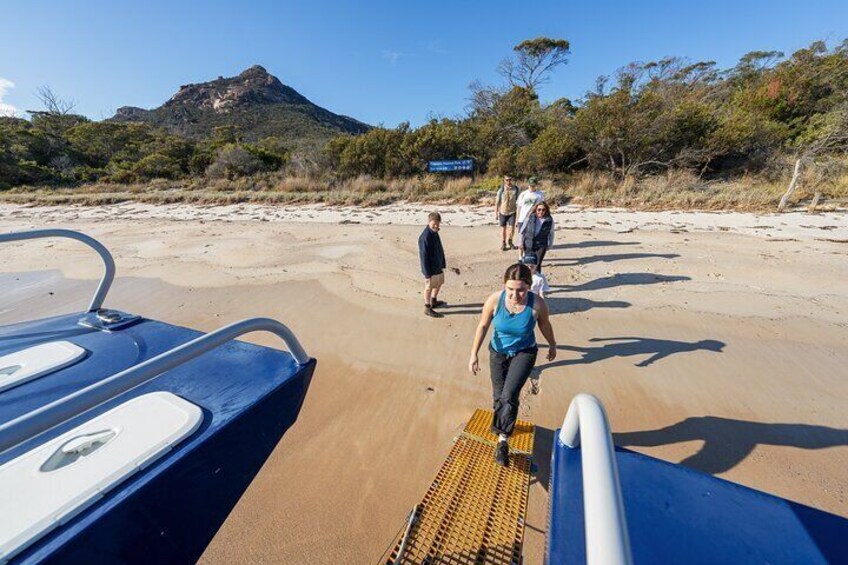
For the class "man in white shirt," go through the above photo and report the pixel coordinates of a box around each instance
[516,177,544,230]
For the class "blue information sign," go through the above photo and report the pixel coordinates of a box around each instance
[428,159,474,172]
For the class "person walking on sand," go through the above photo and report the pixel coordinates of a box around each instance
[521,253,550,298]
[468,263,557,466]
[495,174,520,251]
[516,176,544,231]
[419,211,447,318]
[519,201,554,273]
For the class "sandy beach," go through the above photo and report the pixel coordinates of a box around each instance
[1,202,846,564]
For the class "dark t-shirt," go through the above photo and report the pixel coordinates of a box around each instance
[418,227,446,277]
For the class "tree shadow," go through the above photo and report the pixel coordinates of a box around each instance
[544,297,631,315]
[548,273,691,294]
[439,302,484,316]
[614,417,848,475]
[531,425,555,493]
[538,337,725,370]
[549,240,641,250]
[547,253,679,266]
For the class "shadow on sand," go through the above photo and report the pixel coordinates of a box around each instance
[539,337,725,370]
[438,302,484,316]
[544,297,631,315]
[531,425,555,493]
[547,253,679,267]
[549,240,641,251]
[614,417,848,475]
[548,273,691,294]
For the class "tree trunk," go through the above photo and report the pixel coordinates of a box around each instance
[778,158,803,212]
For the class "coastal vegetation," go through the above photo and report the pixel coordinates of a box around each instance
[1,39,847,210]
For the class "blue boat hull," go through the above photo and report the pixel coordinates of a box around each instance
[547,436,848,564]
[0,313,315,564]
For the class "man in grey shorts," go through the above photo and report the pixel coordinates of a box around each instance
[495,175,519,251]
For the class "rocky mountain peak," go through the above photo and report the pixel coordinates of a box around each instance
[108,65,370,143]
[238,64,270,78]
[166,65,309,113]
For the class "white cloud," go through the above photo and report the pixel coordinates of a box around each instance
[381,49,402,65]
[0,78,20,117]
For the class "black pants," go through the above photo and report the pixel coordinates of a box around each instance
[533,245,548,273]
[489,344,538,436]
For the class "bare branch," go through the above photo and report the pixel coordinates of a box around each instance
[466,80,505,117]
[35,85,76,115]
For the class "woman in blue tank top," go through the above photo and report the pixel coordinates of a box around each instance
[468,263,557,466]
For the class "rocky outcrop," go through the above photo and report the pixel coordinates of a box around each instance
[113,106,151,120]
[165,65,311,113]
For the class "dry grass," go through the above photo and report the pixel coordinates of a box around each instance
[2,169,846,211]
[549,169,847,211]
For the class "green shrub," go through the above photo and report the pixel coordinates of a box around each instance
[207,144,267,179]
[133,153,183,180]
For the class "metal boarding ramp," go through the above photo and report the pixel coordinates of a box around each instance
[381,409,535,565]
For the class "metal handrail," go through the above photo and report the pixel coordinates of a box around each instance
[0,229,116,312]
[559,393,633,565]
[0,317,311,454]
[393,504,419,565]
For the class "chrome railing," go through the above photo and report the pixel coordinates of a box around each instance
[559,393,632,565]
[0,317,311,454]
[0,229,116,312]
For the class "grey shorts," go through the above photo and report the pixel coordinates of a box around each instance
[498,213,516,227]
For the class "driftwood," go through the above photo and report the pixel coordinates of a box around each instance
[807,192,822,213]
[777,158,804,212]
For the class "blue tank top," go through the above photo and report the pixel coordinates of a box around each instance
[491,291,536,355]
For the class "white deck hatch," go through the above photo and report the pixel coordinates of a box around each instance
[0,341,86,394]
[0,392,203,562]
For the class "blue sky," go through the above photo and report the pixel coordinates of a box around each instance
[2,0,847,126]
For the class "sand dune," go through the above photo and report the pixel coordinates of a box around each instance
[1,204,846,564]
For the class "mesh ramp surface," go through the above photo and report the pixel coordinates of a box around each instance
[462,409,534,455]
[381,410,534,564]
